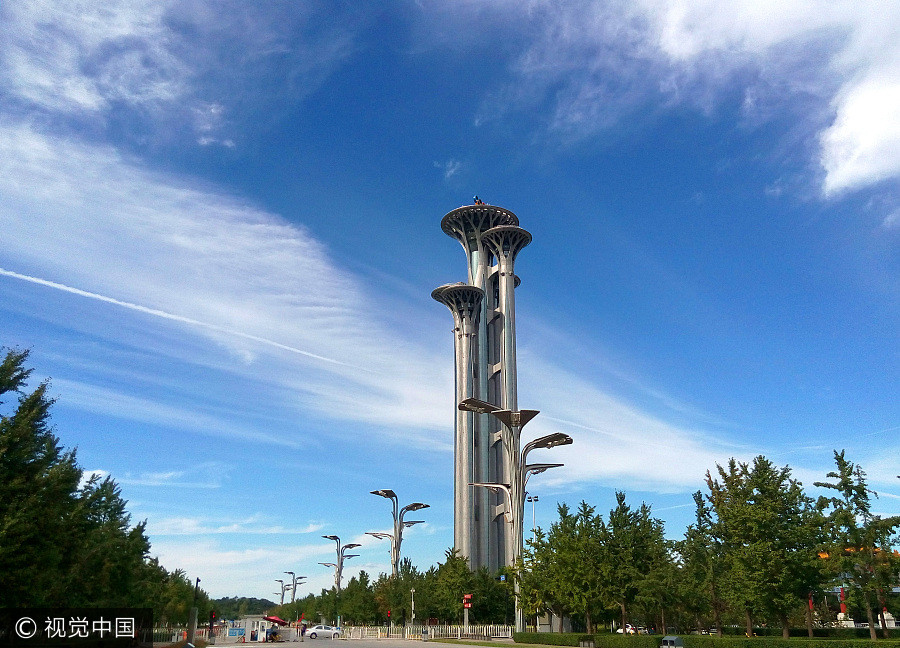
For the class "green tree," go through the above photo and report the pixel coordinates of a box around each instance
[63,475,152,606]
[518,503,581,631]
[599,492,669,634]
[337,571,377,624]
[815,450,900,640]
[706,456,824,638]
[0,347,82,605]
[0,346,206,620]
[676,491,726,635]
[430,549,474,623]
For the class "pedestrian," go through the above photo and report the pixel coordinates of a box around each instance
[300,624,306,643]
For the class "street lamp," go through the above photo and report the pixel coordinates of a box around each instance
[275,579,285,605]
[526,494,539,536]
[411,588,416,626]
[285,571,297,603]
[459,397,572,633]
[320,535,360,593]
[369,490,430,578]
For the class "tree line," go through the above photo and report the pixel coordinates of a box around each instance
[519,455,900,639]
[3,346,898,637]
[0,348,214,624]
[267,551,516,627]
[266,454,899,641]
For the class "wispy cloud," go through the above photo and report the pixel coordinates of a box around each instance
[150,536,385,598]
[79,469,110,490]
[434,159,463,179]
[0,122,453,447]
[0,1,363,147]
[151,515,327,536]
[0,119,757,488]
[518,356,745,493]
[440,0,900,197]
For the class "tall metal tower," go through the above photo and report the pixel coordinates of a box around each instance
[433,203,531,572]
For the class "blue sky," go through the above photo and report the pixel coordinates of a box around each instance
[1,0,898,600]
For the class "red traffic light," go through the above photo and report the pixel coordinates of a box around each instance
[387,610,391,618]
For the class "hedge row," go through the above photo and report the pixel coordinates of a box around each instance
[716,630,900,639]
[512,633,900,648]
[685,638,900,648]
[513,633,656,648]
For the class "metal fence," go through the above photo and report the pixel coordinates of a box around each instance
[343,624,512,640]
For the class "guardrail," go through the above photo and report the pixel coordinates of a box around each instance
[343,624,513,640]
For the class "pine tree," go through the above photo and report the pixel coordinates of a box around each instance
[0,348,81,605]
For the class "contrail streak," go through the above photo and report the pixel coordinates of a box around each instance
[0,267,367,371]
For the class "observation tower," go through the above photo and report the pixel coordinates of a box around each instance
[433,202,531,572]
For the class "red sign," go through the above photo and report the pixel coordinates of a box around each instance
[463,594,472,600]
[463,603,472,609]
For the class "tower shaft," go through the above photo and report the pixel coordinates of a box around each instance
[435,205,531,572]
[431,284,484,565]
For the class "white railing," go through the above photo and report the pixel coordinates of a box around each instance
[342,624,513,640]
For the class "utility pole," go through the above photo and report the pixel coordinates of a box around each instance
[187,577,200,646]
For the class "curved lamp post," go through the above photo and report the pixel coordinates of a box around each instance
[320,535,360,592]
[369,490,430,578]
[459,397,572,633]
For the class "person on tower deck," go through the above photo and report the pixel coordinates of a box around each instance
[473,195,484,204]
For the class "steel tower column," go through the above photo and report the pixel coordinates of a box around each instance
[432,283,484,565]
[482,226,531,415]
[482,225,532,572]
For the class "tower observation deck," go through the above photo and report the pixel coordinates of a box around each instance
[433,202,532,572]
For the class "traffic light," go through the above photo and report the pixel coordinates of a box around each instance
[387,610,391,618]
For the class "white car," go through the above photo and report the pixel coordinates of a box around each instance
[307,625,341,639]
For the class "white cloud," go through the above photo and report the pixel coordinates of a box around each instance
[451,0,900,195]
[151,532,393,598]
[434,159,463,179]
[518,356,745,493]
[0,1,363,147]
[79,468,110,489]
[821,78,900,196]
[0,122,759,492]
[150,515,327,536]
[0,0,187,114]
[0,123,453,446]
[884,210,900,229]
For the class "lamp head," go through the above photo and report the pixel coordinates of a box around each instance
[370,489,398,500]
[532,432,573,450]
[526,463,564,476]
[458,397,500,414]
[402,502,430,513]
[403,520,424,527]
[366,532,392,540]
[342,543,362,550]
[469,481,511,494]
[322,534,340,542]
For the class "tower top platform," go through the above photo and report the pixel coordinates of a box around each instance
[441,204,519,240]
